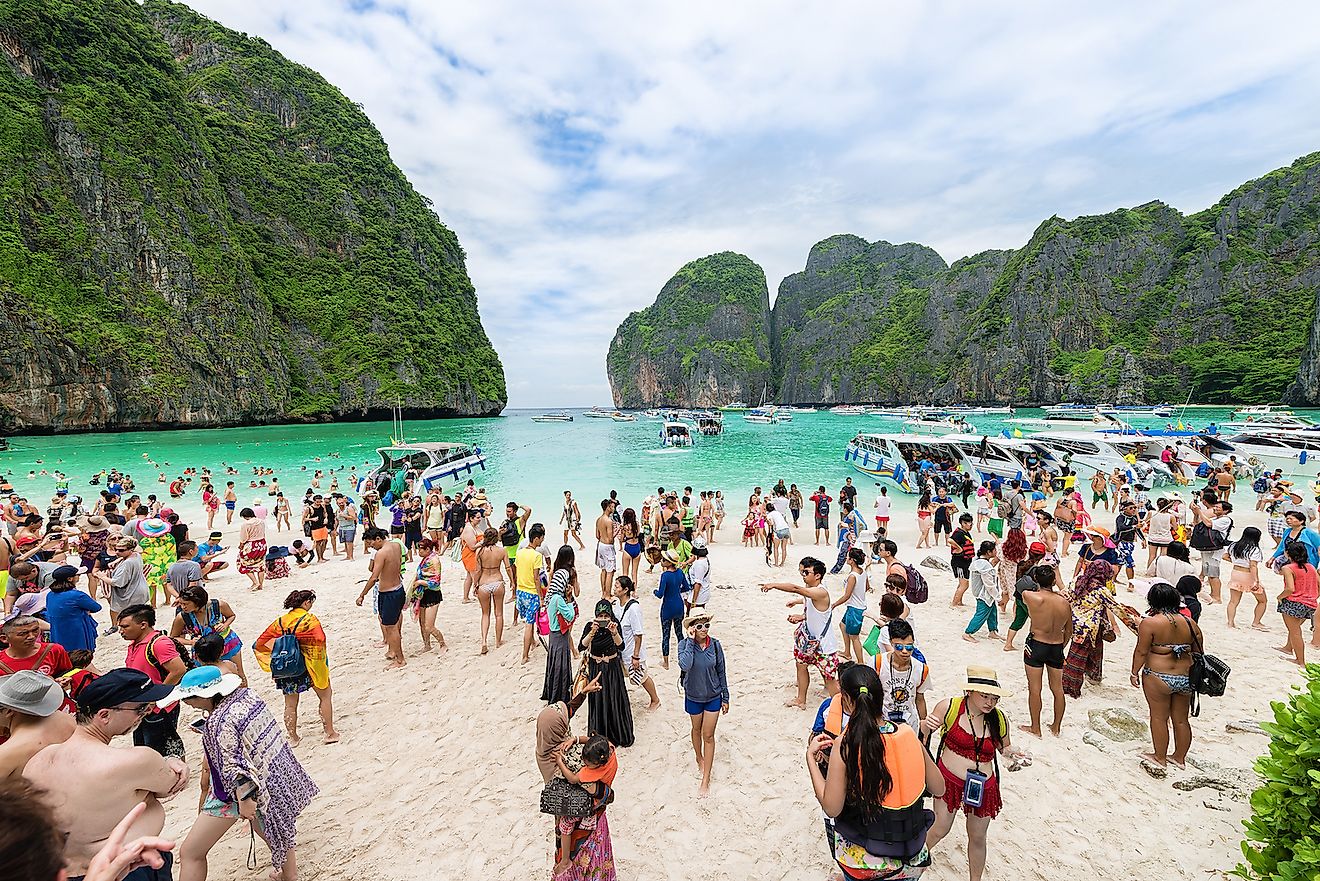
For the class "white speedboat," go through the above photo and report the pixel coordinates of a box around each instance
[583,407,614,419]
[612,412,637,422]
[743,407,782,424]
[531,412,573,423]
[1232,405,1292,419]
[660,422,695,447]
[830,405,868,415]
[942,434,1042,483]
[643,409,664,419]
[1025,431,1175,486]
[697,415,724,436]
[782,405,818,413]
[719,401,750,412]
[359,442,487,496]
[844,433,971,494]
[1216,428,1320,476]
[902,416,976,436]
[1222,414,1318,431]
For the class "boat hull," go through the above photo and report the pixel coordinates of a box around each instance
[844,440,915,493]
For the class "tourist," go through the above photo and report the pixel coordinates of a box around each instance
[167,666,317,881]
[829,502,865,574]
[550,733,616,879]
[834,548,869,662]
[513,523,546,660]
[811,486,832,545]
[615,506,642,585]
[42,564,101,655]
[594,500,618,598]
[337,496,358,561]
[654,551,689,669]
[560,490,585,551]
[1033,510,1059,562]
[877,619,930,730]
[1063,560,1118,698]
[75,514,112,590]
[1001,542,1047,652]
[1275,542,1318,666]
[1130,581,1203,769]
[1271,510,1320,569]
[24,668,188,880]
[1224,526,1266,630]
[578,599,634,748]
[237,507,268,592]
[767,501,791,567]
[134,518,176,608]
[408,537,446,652]
[1090,470,1110,513]
[169,584,246,685]
[115,605,187,757]
[0,615,72,680]
[1144,497,1177,572]
[542,545,579,705]
[535,673,598,784]
[678,609,728,796]
[933,484,957,543]
[459,508,482,604]
[0,671,74,778]
[949,513,975,607]
[962,541,1001,643]
[1113,499,1146,589]
[873,485,892,533]
[1072,526,1120,584]
[915,489,934,548]
[93,535,151,621]
[761,556,840,709]
[1190,495,1233,603]
[274,492,292,533]
[807,664,942,880]
[1017,566,1072,737]
[402,494,423,560]
[253,589,338,745]
[610,575,659,710]
[424,489,446,546]
[358,527,407,669]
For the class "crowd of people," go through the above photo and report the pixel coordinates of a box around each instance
[0,448,1313,881]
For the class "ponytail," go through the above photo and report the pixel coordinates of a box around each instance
[838,664,892,816]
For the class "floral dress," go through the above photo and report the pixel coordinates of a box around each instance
[138,533,177,604]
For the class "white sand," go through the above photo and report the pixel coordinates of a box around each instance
[86,488,1297,880]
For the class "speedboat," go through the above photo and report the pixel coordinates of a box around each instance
[359,442,487,496]
[660,422,695,447]
[903,416,976,436]
[783,405,818,413]
[697,415,724,436]
[830,405,868,415]
[1232,405,1292,418]
[531,412,573,423]
[719,401,750,412]
[643,409,664,419]
[583,407,614,419]
[844,433,971,494]
[1043,403,1096,415]
[942,434,1043,483]
[612,412,637,422]
[743,407,783,424]
[1216,428,1320,476]
[1222,414,1319,431]
[1025,431,1175,487]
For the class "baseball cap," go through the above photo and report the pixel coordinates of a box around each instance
[77,668,175,715]
[1028,541,1047,554]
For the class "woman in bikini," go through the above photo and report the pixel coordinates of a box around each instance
[619,507,643,586]
[475,527,510,655]
[915,489,934,549]
[1130,581,1202,769]
[922,666,1026,881]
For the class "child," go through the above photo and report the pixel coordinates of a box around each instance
[741,512,757,547]
[58,649,101,703]
[554,734,616,874]
[291,540,314,568]
[193,632,244,682]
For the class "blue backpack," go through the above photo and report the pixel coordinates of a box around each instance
[269,615,308,682]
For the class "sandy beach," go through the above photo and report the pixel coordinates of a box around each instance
[68,484,1294,881]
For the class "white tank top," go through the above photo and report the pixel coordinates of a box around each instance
[805,592,840,654]
[846,568,868,610]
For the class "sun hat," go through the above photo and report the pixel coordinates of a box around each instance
[684,610,714,631]
[0,670,65,716]
[158,666,243,707]
[692,536,708,550]
[661,550,680,564]
[78,668,175,715]
[959,664,1010,697]
[159,507,175,518]
[136,518,170,538]
[84,515,109,531]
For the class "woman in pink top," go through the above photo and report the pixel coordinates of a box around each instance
[1276,542,1319,666]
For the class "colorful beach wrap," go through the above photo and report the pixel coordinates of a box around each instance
[239,538,267,576]
[254,610,330,690]
[138,533,176,603]
[552,810,616,881]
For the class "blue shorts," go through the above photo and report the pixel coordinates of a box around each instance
[224,501,236,510]
[377,588,406,626]
[843,606,865,635]
[685,695,722,715]
[516,591,540,624]
[1117,540,1135,569]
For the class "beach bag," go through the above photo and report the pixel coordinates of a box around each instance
[1251,476,1268,494]
[1189,517,1231,551]
[794,612,833,658]
[500,518,520,547]
[901,563,929,605]
[536,606,551,636]
[539,777,595,818]
[269,615,309,683]
[816,497,829,517]
[1187,622,1229,715]
[862,624,884,657]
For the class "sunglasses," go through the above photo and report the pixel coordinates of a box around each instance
[692,623,710,630]
[110,704,154,716]
[890,643,915,652]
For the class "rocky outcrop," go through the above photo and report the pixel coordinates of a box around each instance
[0,0,505,432]
[608,152,1320,405]
[607,252,773,407]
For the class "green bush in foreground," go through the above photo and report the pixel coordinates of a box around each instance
[1237,662,1320,881]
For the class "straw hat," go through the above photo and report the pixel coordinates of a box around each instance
[959,664,1010,697]
[83,515,109,531]
[684,610,714,631]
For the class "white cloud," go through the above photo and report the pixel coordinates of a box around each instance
[184,0,1320,406]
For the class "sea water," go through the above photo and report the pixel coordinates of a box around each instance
[0,407,1270,516]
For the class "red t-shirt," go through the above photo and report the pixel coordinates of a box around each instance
[125,632,181,712]
[0,642,73,678]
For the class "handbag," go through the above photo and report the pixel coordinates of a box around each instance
[1186,617,1229,718]
[794,611,833,657]
[539,776,595,817]
[536,606,550,637]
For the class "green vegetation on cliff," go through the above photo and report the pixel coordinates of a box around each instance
[0,0,505,430]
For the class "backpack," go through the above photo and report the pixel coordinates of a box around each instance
[269,614,309,682]
[146,634,195,679]
[901,563,929,604]
[1251,476,1268,494]
[1189,516,1232,551]
[500,518,520,547]
[816,497,829,517]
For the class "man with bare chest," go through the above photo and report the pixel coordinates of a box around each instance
[24,669,187,881]
[595,499,618,599]
[358,528,407,669]
[1020,566,1073,737]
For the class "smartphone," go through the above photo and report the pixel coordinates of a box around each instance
[189,717,207,733]
[963,769,988,808]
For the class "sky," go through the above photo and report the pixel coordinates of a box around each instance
[185,0,1320,408]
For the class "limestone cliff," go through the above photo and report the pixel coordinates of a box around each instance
[0,0,506,432]
[609,152,1320,405]
[607,252,773,407]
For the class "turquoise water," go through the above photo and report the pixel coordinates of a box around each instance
[0,406,1268,516]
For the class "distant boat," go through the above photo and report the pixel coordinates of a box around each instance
[902,416,976,436]
[697,415,724,436]
[531,412,573,423]
[660,421,695,447]
[719,401,750,411]
[830,405,867,415]
[583,407,614,419]
[743,406,783,424]
[1232,404,1292,418]
[612,412,637,422]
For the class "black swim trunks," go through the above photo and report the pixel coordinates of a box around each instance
[378,587,407,626]
[1023,635,1066,669]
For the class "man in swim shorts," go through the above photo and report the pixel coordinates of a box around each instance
[223,481,237,524]
[595,499,618,599]
[1020,567,1072,737]
[515,524,547,662]
[358,527,407,669]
